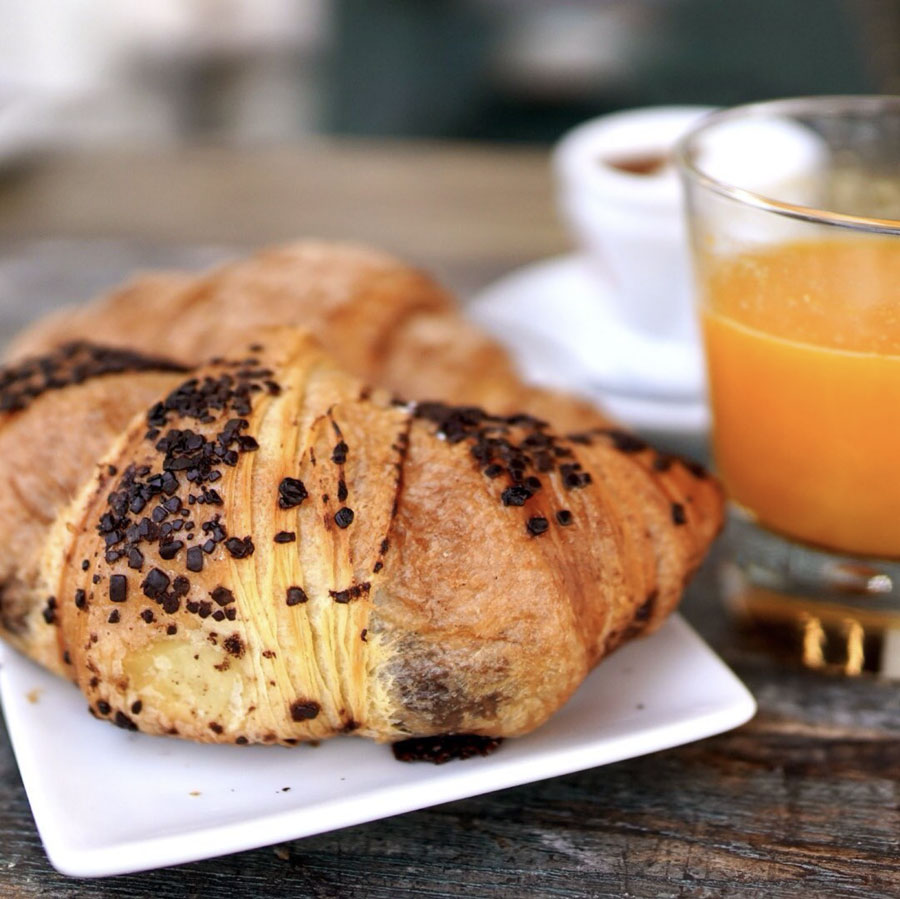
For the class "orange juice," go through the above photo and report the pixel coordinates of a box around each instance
[703,238,900,557]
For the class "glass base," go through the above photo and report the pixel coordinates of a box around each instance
[721,511,900,678]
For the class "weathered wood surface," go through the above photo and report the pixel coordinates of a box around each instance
[1,146,898,898]
[5,562,900,899]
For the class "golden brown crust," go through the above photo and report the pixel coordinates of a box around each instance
[2,329,722,745]
[6,241,608,433]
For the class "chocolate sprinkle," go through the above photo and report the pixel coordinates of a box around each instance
[286,586,308,606]
[223,633,244,657]
[561,464,592,490]
[274,531,296,544]
[501,485,532,507]
[109,575,127,603]
[278,477,308,509]
[290,700,320,721]
[41,597,57,625]
[672,502,687,525]
[329,582,370,604]
[685,460,708,479]
[186,546,204,572]
[224,536,254,559]
[526,516,549,536]
[334,507,354,529]
[602,429,648,454]
[211,586,235,607]
[114,711,138,731]
[555,509,573,526]
[141,568,169,599]
[158,540,184,561]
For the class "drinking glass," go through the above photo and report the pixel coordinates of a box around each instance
[677,96,900,676]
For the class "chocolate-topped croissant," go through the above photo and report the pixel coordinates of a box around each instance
[0,328,722,744]
[6,241,605,433]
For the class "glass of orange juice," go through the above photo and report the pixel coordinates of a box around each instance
[677,96,900,676]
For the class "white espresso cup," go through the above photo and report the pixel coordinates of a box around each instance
[553,105,828,344]
[553,106,714,343]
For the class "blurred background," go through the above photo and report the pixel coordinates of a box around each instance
[0,0,893,151]
[0,0,895,347]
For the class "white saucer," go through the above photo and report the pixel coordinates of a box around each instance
[1,616,753,877]
[468,254,709,433]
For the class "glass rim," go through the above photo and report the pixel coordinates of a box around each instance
[675,95,900,236]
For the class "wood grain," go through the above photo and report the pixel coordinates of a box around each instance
[1,145,897,898]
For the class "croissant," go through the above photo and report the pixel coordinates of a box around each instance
[6,241,606,433]
[0,328,722,744]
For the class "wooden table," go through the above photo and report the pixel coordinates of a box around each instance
[1,143,898,899]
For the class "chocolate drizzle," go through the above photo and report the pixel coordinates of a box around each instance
[410,403,708,537]
[412,402,588,528]
[90,356,278,626]
[392,733,504,764]
[0,342,186,414]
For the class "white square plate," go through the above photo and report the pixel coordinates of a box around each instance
[0,614,755,878]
